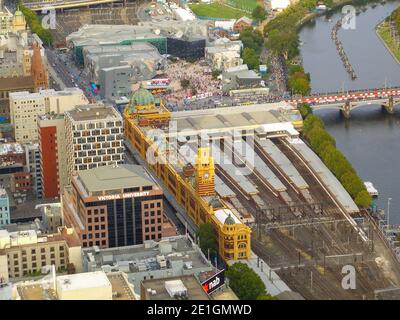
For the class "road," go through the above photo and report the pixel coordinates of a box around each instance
[124,145,187,235]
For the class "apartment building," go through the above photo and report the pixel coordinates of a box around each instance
[9,88,88,143]
[0,227,82,282]
[37,113,67,199]
[64,104,124,180]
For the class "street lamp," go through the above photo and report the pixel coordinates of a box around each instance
[387,197,392,228]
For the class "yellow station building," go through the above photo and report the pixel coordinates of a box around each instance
[124,87,302,261]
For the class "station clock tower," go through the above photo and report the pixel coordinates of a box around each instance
[195,147,215,197]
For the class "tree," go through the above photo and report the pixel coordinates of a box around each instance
[298,103,313,119]
[355,190,372,208]
[67,263,76,274]
[252,5,266,23]
[226,262,266,300]
[288,72,311,96]
[197,223,218,256]
[242,47,260,70]
[180,79,190,90]
[240,29,264,54]
[257,294,278,300]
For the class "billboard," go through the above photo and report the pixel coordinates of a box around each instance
[201,269,225,295]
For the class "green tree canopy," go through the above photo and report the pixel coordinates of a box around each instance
[242,47,260,70]
[298,103,313,119]
[252,5,266,23]
[355,190,372,208]
[197,223,218,256]
[226,262,266,300]
[257,294,278,300]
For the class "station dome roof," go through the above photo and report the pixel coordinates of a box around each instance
[224,213,236,225]
[130,85,155,106]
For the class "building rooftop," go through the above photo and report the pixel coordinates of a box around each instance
[15,271,137,300]
[0,75,34,90]
[9,88,85,100]
[38,113,65,121]
[141,274,209,300]
[0,143,24,155]
[84,235,209,272]
[56,271,110,292]
[66,104,122,122]
[77,164,155,193]
[154,102,299,138]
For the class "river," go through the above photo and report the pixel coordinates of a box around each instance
[299,0,400,223]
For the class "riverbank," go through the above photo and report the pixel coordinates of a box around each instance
[376,19,400,64]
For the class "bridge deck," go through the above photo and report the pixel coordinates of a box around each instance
[288,138,359,214]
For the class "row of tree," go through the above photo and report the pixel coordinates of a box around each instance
[287,64,311,96]
[302,111,372,208]
[390,7,400,34]
[264,0,327,60]
[239,28,263,70]
[226,262,276,300]
[19,5,53,45]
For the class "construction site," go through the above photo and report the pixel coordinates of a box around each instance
[123,86,400,299]
[50,0,144,46]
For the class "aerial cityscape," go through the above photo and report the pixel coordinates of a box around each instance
[1,0,400,305]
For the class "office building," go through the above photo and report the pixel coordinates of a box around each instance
[0,227,82,281]
[83,235,213,294]
[63,164,164,249]
[38,113,67,199]
[64,104,124,179]
[99,65,133,102]
[0,188,10,226]
[9,88,88,143]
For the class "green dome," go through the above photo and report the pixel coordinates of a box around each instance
[224,213,236,225]
[130,86,155,107]
[15,10,23,16]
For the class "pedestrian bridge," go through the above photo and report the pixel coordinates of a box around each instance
[286,87,400,118]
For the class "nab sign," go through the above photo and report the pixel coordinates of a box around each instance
[201,269,225,295]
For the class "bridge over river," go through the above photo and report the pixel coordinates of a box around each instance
[286,87,400,118]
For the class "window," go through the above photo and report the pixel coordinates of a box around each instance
[41,248,45,253]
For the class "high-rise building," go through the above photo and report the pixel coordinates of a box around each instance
[38,113,67,199]
[62,164,164,249]
[9,88,88,143]
[0,188,10,226]
[64,104,124,180]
